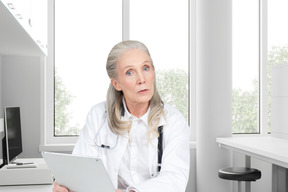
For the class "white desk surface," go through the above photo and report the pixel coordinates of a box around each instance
[0,158,53,192]
[0,184,53,192]
[216,136,288,168]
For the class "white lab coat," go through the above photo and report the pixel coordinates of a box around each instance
[73,101,190,192]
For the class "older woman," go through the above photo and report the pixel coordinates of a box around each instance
[53,40,190,192]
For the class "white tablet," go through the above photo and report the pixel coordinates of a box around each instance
[42,152,115,192]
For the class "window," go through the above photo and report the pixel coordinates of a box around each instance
[43,0,192,147]
[232,0,260,134]
[130,0,189,120]
[54,0,121,136]
[232,0,288,135]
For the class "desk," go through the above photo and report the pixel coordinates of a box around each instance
[0,184,52,192]
[0,158,53,191]
[217,136,288,192]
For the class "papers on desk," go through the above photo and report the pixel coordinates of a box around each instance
[6,163,37,169]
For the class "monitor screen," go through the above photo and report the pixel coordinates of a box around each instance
[4,107,23,164]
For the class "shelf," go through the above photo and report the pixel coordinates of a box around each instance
[0,1,46,56]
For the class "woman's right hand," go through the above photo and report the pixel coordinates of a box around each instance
[53,182,69,192]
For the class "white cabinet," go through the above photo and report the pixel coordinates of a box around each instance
[271,63,288,139]
[2,0,31,30]
[30,0,47,51]
[0,0,47,55]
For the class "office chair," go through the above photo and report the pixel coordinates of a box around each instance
[218,167,261,192]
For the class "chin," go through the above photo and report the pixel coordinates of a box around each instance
[139,94,153,104]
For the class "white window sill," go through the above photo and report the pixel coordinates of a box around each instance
[39,144,75,152]
[39,141,197,153]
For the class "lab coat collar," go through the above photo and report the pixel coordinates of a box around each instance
[122,98,151,127]
[122,98,167,129]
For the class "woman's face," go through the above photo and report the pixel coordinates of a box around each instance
[111,48,155,107]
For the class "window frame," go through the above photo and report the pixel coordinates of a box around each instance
[40,0,196,151]
[259,0,268,135]
[232,0,269,137]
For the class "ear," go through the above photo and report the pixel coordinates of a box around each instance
[111,78,122,91]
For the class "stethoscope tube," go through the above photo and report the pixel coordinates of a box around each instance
[157,126,164,172]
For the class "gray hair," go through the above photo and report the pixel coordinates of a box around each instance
[106,40,165,139]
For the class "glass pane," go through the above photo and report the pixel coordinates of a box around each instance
[267,0,288,133]
[232,0,260,133]
[55,0,121,136]
[130,0,189,120]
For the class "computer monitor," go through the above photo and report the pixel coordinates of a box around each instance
[4,107,23,164]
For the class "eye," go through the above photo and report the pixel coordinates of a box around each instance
[144,66,150,71]
[126,70,133,76]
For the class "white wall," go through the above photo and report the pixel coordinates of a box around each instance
[2,55,42,158]
[186,148,196,192]
[196,0,232,191]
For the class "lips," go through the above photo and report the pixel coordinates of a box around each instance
[138,89,149,94]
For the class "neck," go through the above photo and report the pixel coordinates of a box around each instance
[126,102,149,118]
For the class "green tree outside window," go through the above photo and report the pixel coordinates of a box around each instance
[232,46,288,133]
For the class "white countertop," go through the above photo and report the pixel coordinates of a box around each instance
[0,184,53,192]
[0,158,53,190]
[217,136,288,168]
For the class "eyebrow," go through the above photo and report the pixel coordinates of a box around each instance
[122,60,152,71]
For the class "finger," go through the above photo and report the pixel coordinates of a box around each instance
[53,182,69,192]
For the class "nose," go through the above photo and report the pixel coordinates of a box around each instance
[137,72,145,85]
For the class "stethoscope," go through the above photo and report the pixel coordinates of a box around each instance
[94,106,164,172]
[94,107,123,150]
[95,133,119,150]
